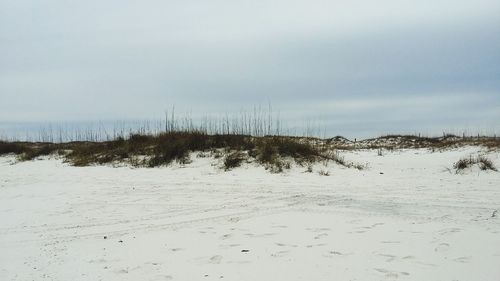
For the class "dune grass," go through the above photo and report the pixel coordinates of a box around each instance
[3,132,326,171]
[454,155,498,173]
[2,131,499,173]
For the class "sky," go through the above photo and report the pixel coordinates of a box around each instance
[1,0,499,138]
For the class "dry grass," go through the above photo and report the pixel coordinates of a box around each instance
[357,135,500,150]
[453,155,498,173]
[61,133,324,171]
[223,151,247,171]
[318,170,330,176]
[0,141,61,160]
[5,132,496,173]
[0,141,26,155]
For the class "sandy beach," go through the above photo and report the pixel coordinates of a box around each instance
[1,146,499,280]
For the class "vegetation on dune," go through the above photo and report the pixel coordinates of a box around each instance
[2,130,499,173]
[359,134,500,150]
[453,155,498,173]
[223,151,247,171]
[0,141,59,160]
[0,141,26,155]
[1,132,333,172]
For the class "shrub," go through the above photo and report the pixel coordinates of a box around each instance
[223,151,247,170]
[478,156,497,171]
[306,165,313,173]
[265,158,285,173]
[453,155,497,172]
[454,158,472,170]
[318,170,330,176]
[148,141,190,167]
[66,143,108,166]
[255,138,279,164]
[0,141,26,155]
[19,144,59,161]
[272,137,319,160]
[255,136,319,164]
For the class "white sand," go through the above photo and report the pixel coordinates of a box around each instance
[1,146,499,281]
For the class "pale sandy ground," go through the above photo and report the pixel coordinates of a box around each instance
[0,146,499,281]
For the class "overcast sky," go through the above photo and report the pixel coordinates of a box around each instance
[1,0,499,137]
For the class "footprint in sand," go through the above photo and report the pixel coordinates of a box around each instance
[209,255,223,264]
[199,230,216,234]
[220,234,233,240]
[323,250,347,258]
[434,243,450,252]
[306,243,327,248]
[88,258,107,264]
[256,233,277,238]
[219,243,241,249]
[275,242,298,247]
[453,256,471,263]
[377,253,397,262]
[360,223,384,230]
[314,233,328,239]
[374,268,409,279]
[228,217,240,223]
[307,227,331,232]
[272,225,288,229]
[271,250,290,258]
[115,269,129,274]
[152,275,173,281]
[438,228,461,235]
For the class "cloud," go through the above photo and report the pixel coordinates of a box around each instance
[0,0,499,137]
